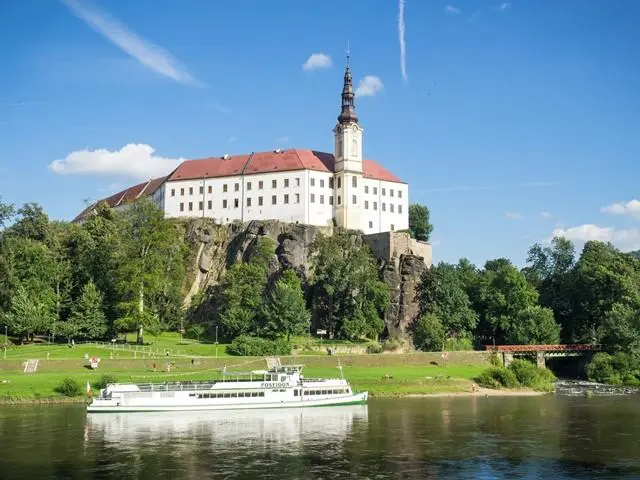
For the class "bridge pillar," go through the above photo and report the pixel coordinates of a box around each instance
[536,351,546,369]
[503,353,513,367]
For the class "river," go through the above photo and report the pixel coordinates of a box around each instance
[1,395,639,479]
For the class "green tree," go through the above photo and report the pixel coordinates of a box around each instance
[10,203,50,243]
[310,230,389,340]
[413,313,445,351]
[505,306,561,345]
[3,284,54,341]
[408,204,433,242]
[418,262,478,341]
[0,197,14,230]
[261,269,311,340]
[600,301,640,359]
[68,281,108,339]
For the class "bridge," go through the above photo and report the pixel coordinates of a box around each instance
[484,344,604,368]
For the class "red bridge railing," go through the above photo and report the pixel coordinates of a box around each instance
[484,344,604,352]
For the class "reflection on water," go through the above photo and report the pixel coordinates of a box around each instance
[1,397,640,479]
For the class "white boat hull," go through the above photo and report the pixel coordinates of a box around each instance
[87,391,368,413]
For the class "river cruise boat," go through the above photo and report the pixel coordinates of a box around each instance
[86,358,367,413]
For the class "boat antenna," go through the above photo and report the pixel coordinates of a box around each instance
[337,358,344,380]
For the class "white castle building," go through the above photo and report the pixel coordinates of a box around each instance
[74,58,409,235]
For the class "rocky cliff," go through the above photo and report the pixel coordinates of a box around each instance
[178,218,429,342]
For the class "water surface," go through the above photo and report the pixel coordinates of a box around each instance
[1,396,639,479]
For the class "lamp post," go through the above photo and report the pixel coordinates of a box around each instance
[215,325,219,358]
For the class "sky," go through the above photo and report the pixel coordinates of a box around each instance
[1,0,639,268]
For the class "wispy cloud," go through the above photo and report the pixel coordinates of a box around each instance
[302,53,332,71]
[601,199,640,220]
[398,0,408,83]
[59,0,201,86]
[497,2,512,11]
[416,181,561,194]
[49,143,183,180]
[445,5,462,14]
[505,212,523,220]
[551,224,640,252]
[355,76,384,97]
[276,136,290,145]
[540,212,552,219]
[228,136,238,142]
[98,182,122,193]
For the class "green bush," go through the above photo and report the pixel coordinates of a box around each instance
[55,377,83,397]
[586,352,640,386]
[509,359,556,391]
[444,337,474,351]
[476,367,518,389]
[227,335,292,356]
[93,374,118,390]
[366,343,383,354]
[488,353,502,367]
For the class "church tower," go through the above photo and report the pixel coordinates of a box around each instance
[333,49,364,231]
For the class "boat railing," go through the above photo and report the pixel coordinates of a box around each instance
[134,381,219,392]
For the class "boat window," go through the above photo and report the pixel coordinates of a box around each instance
[280,376,286,382]
[279,389,286,392]
[223,393,230,398]
[294,389,298,396]
[189,393,196,397]
[259,392,265,397]
[231,392,237,398]
[251,392,258,397]
[322,390,327,395]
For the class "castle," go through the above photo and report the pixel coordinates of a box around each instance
[74,57,410,236]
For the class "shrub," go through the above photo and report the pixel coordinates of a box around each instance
[444,336,474,351]
[93,374,118,390]
[366,343,383,354]
[227,335,292,356]
[488,353,502,367]
[55,377,83,397]
[476,367,518,389]
[508,359,556,391]
[586,352,640,386]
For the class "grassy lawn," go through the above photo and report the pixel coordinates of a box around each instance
[0,354,487,401]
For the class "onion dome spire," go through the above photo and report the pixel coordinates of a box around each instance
[337,44,358,125]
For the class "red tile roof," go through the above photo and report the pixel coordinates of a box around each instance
[72,176,166,223]
[167,149,404,183]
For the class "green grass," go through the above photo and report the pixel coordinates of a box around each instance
[0,354,487,401]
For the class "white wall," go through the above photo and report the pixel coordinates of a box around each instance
[360,179,409,234]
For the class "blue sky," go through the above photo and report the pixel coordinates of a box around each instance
[1,0,639,267]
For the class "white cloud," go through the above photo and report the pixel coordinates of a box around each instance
[497,2,511,11]
[355,75,384,97]
[551,224,640,252]
[398,0,408,83]
[601,199,640,219]
[228,136,238,142]
[277,136,290,144]
[445,5,461,14]
[49,144,183,180]
[60,0,201,86]
[505,212,523,220]
[302,53,332,71]
[98,182,122,193]
[540,212,552,218]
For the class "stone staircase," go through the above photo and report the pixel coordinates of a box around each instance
[23,359,39,373]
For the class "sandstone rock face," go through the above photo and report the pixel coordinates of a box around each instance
[181,219,427,342]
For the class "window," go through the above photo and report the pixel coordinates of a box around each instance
[284,179,289,188]
[296,177,300,187]
[284,194,289,204]
[180,188,184,196]
[390,189,394,198]
[352,176,357,188]
[234,198,239,208]
[338,177,342,188]
[391,224,395,231]
[208,186,212,194]
[310,178,315,187]
[223,184,228,193]
[382,203,386,212]
[180,203,184,212]
[189,187,193,195]
[247,182,252,191]
[199,186,204,194]
[329,196,333,205]
[199,201,203,211]
[295,193,300,203]
[272,179,277,189]
[247,198,252,207]
[171,189,175,197]
[399,205,403,214]
[223,199,228,208]
[329,178,334,188]
[259,181,264,190]
[364,186,369,194]
[208,200,212,210]
[272,195,277,205]
[369,221,373,228]
[320,179,324,188]
[188,202,193,211]
[382,188,386,196]
[352,195,357,205]
[398,190,402,198]
[365,200,369,209]
[390,204,394,213]
[338,196,342,205]
[374,202,378,210]
[234,183,239,192]
[320,195,324,204]
[310,194,315,203]
[258,196,263,206]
